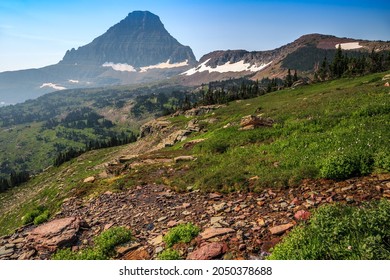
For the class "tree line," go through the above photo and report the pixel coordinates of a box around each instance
[0,170,30,193]
[53,132,137,167]
[314,46,390,81]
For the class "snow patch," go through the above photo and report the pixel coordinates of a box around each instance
[140,60,189,72]
[102,62,136,72]
[182,59,272,76]
[68,79,79,84]
[40,83,66,91]
[335,42,362,50]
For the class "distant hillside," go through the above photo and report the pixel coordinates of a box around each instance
[181,34,390,85]
[0,82,194,184]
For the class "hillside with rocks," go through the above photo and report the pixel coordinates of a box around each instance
[180,34,390,85]
[0,71,389,260]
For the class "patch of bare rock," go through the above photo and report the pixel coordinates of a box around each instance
[0,174,389,260]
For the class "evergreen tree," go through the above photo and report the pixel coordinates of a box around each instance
[285,69,293,87]
[318,57,329,81]
[293,70,298,83]
[331,44,346,78]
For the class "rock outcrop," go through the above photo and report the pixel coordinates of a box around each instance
[239,115,274,130]
[27,217,84,254]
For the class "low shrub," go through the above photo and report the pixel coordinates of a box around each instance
[320,151,374,179]
[22,206,48,225]
[158,248,181,260]
[33,210,50,225]
[163,223,200,247]
[94,226,133,256]
[52,226,132,260]
[268,199,390,260]
[375,151,390,172]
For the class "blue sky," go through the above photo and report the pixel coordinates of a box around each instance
[0,0,389,72]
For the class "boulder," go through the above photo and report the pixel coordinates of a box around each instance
[187,242,228,260]
[159,130,191,148]
[200,227,235,240]
[174,156,196,163]
[382,74,390,81]
[83,176,95,183]
[186,119,201,132]
[294,210,311,221]
[27,217,83,253]
[239,115,274,130]
[184,105,225,117]
[139,119,170,138]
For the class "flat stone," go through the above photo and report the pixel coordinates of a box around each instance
[18,250,36,260]
[182,203,191,208]
[11,238,25,244]
[103,223,114,231]
[167,220,178,228]
[200,227,235,240]
[116,243,141,255]
[155,246,164,254]
[257,218,266,227]
[182,210,192,216]
[269,223,295,235]
[210,216,224,225]
[157,216,167,222]
[83,176,95,183]
[209,193,222,199]
[0,246,14,257]
[187,242,227,260]
[213,202,226,212]
[341,185,354,192]
[122,247,150,260]
[174,156,196,163]
[27,217,82,253]
[149,235,163,246]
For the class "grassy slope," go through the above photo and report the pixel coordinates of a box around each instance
[0,71,389,235]
[165,72,390,191]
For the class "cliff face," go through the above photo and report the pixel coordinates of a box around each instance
[60,11,197,67]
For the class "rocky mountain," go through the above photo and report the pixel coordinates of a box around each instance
[0,11,196,104]
[60,11,196,67]
[180,33,390,85]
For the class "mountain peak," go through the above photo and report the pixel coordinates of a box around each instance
[60,11,196,67]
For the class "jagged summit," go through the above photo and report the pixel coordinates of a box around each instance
[60,11,196,67]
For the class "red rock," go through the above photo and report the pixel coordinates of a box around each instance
[269,223,294,235]
[187,242,227,260]
[261,237,281,253]
[122,247,150,260]
[200,228,235,240]
[27,217,82,252]
[103,223,114,231]
[294,210,311,221]
[291,197,299,205]
[167,220,178,227]
[209,193,222,199]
